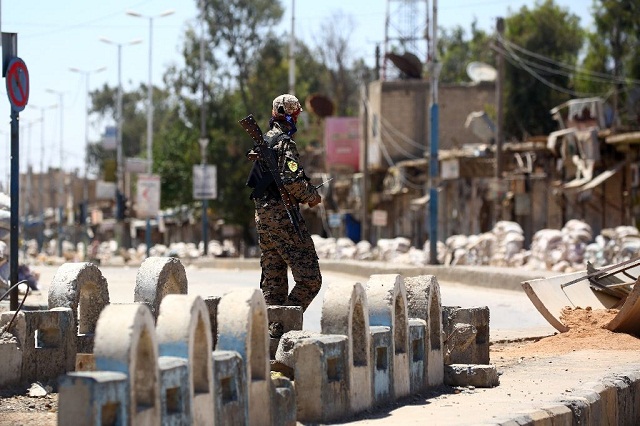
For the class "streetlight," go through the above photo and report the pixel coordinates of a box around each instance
[45,88,65,258]
[99,37,142,247]
[126,8,175,257]
[70,65,107,255]
[30,103,57,253]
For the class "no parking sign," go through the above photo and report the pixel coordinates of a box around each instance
[5,57,29,112]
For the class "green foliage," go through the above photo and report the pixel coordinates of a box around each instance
[578,0,640,125]
[439,21,494,84]
[503,0,584,138]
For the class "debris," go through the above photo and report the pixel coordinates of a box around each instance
[28,383,48,398]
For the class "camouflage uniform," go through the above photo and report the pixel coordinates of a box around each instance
[247,95,322,312]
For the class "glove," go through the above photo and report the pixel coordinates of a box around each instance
[308,194,322,207]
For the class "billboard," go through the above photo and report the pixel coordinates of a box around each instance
[324,117,360,172]
[102,126,117,150]
[136,174,161,219]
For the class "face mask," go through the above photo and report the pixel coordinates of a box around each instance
[284,114,298,136]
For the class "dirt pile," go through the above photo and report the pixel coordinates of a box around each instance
[492,306,640,363]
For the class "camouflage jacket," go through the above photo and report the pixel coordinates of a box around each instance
[247,123,318,204]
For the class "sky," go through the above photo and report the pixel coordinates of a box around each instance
[0,0,592,190]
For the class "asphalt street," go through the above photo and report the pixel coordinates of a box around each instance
[27,262,555,339]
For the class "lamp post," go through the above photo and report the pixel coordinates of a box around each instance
[126,8,175,258]
[45,88,65,258]
[30,104,57,253]
[199,0,209,256]
[99,37,142,249]
[70,66,107,255]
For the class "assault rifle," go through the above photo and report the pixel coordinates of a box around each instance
[239,114,303,241]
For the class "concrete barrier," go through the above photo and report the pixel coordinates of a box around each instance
[211,350,248,426]
[216,289,270,426]
[370,325,393,404]
[0,311,25,387]
[405,275,444,387]
[294,334,350,423]
[94,303,161,425]
[134,257,188,320]
[158,356,191,425]
[156,294,214,425]
[408,319,426,394]
[58,371,129,425]
[49,259,640,425]
[443,306,490,365]
[321,281,372,413]
[15,307,76,384]
[203,296,221,349]
[267,305,303,359]
[48,262,110,353]
[367,274,410,399]
[270,375,296,426]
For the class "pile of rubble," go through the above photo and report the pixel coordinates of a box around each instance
[16,218,640,274]
[313,220,640,273]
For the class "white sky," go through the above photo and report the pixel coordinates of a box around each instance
[0,0,591,189]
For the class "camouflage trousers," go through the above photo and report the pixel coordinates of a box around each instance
[254,199,322,312]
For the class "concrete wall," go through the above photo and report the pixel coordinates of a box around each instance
[365,80,495,170]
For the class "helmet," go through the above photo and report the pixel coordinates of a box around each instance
[272,94,303,119]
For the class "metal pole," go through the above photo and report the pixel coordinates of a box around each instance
[39,107,45,252]
[82,72,90,256]
[428,0,440,265]
[53,92,64,258]
[200,0,209,256]
[70,67,106,255]
[145,17,154,258]
[495,17,505,226]
[9,109,19,310]
[288,0,295,94]
[117,44,124,248]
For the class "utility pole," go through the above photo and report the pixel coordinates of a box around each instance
[127,9,175,258]
[69,66,106,256]
[199,0,209,255]
[428,0,440,265]
[46,88,65,258]
[495,17,505,225]
[99,37,142,250]
[288,0,295,94]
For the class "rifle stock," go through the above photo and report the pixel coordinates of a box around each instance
[239,114,303,240]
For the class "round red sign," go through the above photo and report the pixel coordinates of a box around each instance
[6,57,29,112]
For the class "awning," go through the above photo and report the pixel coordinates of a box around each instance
[578,162,624,192]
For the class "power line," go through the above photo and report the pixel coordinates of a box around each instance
[499,35,640,85]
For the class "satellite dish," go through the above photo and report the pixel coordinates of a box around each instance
[305,94,335,118]
[466,62,497,83]
[386,52,423,79]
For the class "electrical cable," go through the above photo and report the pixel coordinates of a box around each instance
[0,280,30,338]
[499,35,640,86]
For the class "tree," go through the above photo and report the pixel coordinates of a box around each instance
[203,0,285,112]
[439,21,494,84]
[502,0,584,139]
[578,0,640,126]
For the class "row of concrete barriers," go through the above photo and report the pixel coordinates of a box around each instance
[1,257,639,424]
[0,257,495,424]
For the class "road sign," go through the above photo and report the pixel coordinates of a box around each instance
[136,174,161,219]
[193,165,217,200]
[5,57,29,112]
[371,209,388,227]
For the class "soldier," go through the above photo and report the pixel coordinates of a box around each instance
[246,94,322,337]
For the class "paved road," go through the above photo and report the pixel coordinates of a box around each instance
[28,263,555,339]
